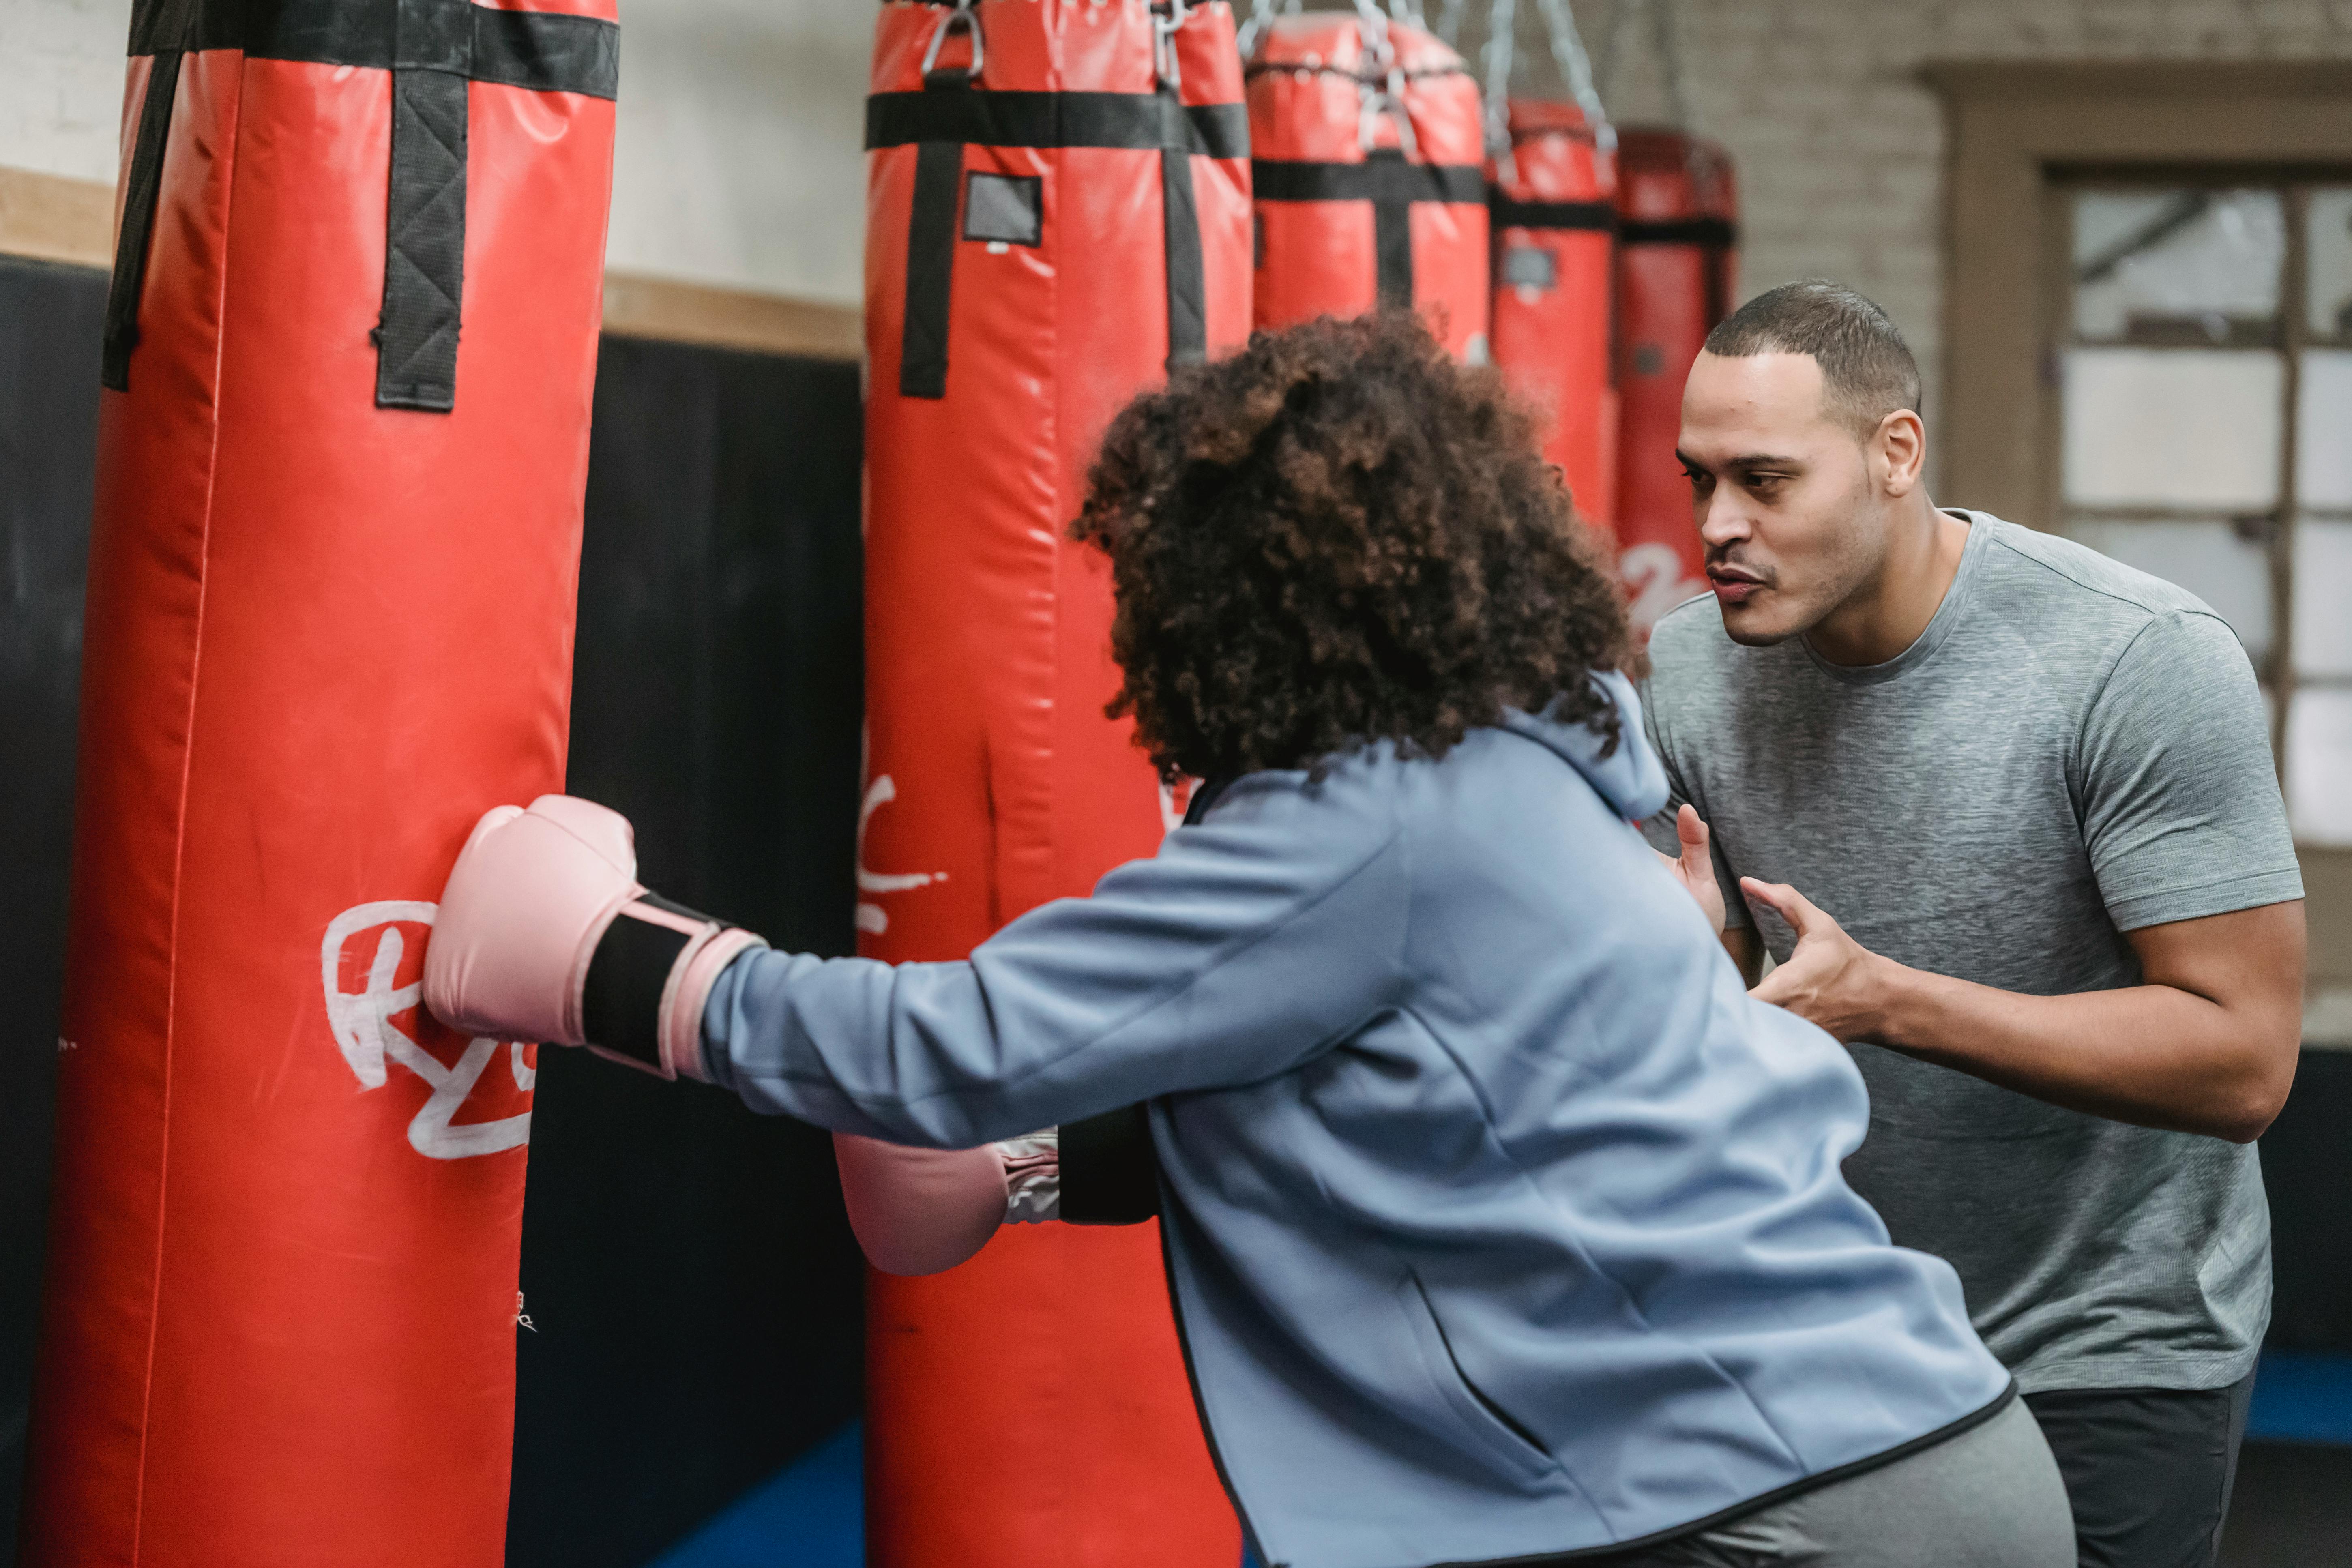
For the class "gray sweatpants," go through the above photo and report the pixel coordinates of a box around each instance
[1614,1397,2074,1567]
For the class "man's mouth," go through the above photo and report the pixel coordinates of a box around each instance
[1707,565,1767,605]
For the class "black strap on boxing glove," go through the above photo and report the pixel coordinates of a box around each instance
[1060,1103,1161,1225]
[579,893,765,1081]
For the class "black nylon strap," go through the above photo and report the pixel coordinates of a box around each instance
[127,0,619,95]
[1618,215,1738,249]
[100,39,186,391]
[376,52,468,411]
[899,140,964,400]
[1370,151,1413,306]
[1250,157,1487,206]
[106,0,616,400]
[1158,88,1206,372]
[1490,196,1615,234]
[1060,1103,1161,1225]
[1252,155,1485,309]
[579,893,719,1072]
[866,90,1247,158]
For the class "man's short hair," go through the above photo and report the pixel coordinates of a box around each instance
[1702,280,1922,440]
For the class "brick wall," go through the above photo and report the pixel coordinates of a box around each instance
[1563,0,2352,432]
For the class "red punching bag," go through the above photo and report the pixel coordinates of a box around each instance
[858,2,1249,1566]
[1489,98,1618,538]
[1612,125,1736,629]
[1249,7,1489,360]
[23,2,617,1564]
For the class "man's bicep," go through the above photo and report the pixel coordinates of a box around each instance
[2080,611,2304,931]
[2127,901,2306,1014]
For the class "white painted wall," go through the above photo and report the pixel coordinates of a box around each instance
[8,0,2352,319]
[0,0,873,306]
[603,0,869,305]
[1,0,128,186]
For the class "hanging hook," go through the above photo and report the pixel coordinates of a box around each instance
[921,0,986,87]
[1154,0,1190,90]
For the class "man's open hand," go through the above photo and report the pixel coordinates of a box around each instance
[1741,877,1893,1042]
[1654,804,1727,933]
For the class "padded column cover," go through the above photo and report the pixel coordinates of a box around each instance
[858,2,1250,1565]
[1490,98,1618,538]
[1612,126,1738,631]
[23,2,618,1564]
[1248,13,1489,360]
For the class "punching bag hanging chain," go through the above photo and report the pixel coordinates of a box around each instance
[1237,0,1298,62]
[1534,0,1613,151]
[1481,0,1517,183]
[1349,0,1417,161]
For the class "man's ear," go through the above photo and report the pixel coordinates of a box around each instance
[1874,408,1925,498]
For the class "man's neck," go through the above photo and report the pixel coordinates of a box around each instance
[1805,498,1970,668]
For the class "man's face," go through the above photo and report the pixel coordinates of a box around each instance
[1676,351,1886,646]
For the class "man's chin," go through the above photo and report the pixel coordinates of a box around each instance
[1715,599,1803,648]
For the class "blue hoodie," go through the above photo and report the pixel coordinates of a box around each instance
[702,674,2011,1568]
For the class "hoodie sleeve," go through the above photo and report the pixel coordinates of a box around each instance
[698,784,1411,1146]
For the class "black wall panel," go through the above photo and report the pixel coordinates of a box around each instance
[0,255,104,1562]
[507,334,869,1567]
[2262,1049,2352,1350]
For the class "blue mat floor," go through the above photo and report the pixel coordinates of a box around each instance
[650,1352,2352,1566]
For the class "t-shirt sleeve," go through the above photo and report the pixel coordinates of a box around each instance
[2077,608,2303,932]
[1637,668,1751,930]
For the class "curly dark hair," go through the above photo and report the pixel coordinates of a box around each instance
[1072,310,1635,783]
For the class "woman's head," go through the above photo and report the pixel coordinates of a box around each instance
[1074,311,1633,783]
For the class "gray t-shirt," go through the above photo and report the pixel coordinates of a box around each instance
[1639,512,2303,1394]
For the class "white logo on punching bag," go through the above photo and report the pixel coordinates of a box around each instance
[322,901,533,1160]
[854,723,947,936]
[1621,542,1708,633]
[856,775,946,935]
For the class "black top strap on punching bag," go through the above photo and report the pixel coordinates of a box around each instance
[872,0,1248,401]
[1250,155,1485,308]
[103,0,619,407]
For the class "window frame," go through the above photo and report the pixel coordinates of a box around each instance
[1927,60,2352,992]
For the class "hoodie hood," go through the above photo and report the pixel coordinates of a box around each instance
[1499,670,1669,822]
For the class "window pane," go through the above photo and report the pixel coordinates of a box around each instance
[2286,686,2352,845]
[2062,349,2281,509]
[2298,349,2352,507]
[2073,190,2282,345]
[2292,519,2352,678]
[2306,188,2352,343]
[2067,517,2273,663]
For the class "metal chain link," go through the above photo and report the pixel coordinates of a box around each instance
[1481,0,1518,176]
[1534,0,1614,151]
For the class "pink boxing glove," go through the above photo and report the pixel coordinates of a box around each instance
[423,795,766,1081]
[833,1129,1061,1275]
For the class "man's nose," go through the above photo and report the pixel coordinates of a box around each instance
[1696,484,1750,550]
